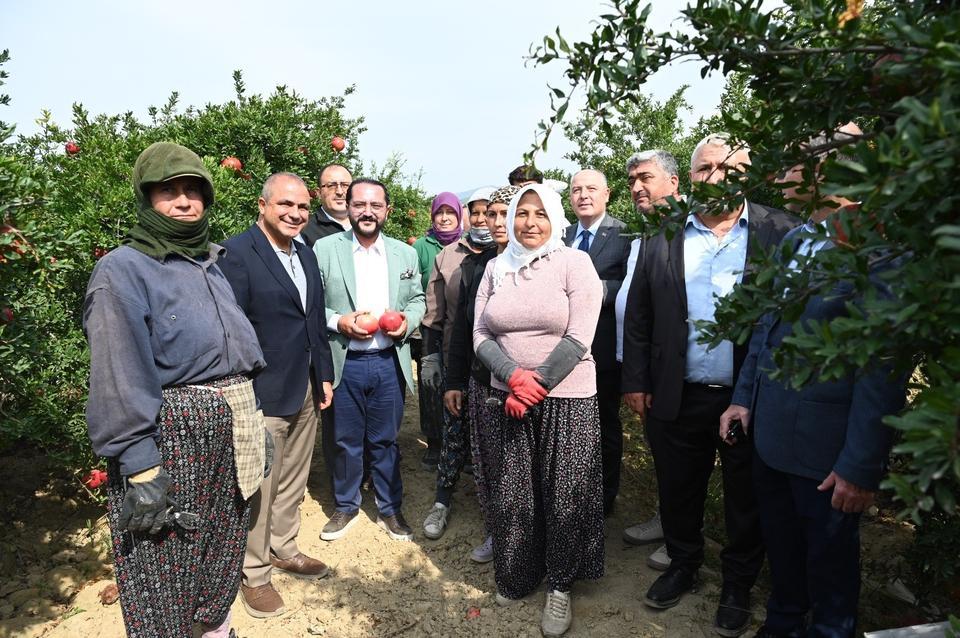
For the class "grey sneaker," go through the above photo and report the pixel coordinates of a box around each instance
[541,590,572,637]
[377,512,414,541]
[623,512,664,545]
[647,543,671,571]
[320,510,359,541]
[423,503,450,539]
[470,535,494,563]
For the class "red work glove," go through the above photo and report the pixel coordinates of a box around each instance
[504,393,528,420]
[507,369,548,406]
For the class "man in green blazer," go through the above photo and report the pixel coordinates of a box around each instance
[313,178,425,542]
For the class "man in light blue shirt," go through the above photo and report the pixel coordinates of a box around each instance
[621,134,799,635]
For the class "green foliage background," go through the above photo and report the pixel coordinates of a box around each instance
[0,65,432,466]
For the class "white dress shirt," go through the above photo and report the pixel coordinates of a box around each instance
[615,237,641,362]
[326,233,394,351]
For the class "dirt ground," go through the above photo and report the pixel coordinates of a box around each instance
[0,391,931,638]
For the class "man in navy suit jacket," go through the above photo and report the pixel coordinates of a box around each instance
[219,173,336,619]
[720,125,906,638]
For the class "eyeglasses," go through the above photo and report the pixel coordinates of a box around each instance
[321,182,351,191]
[349,201,386,212]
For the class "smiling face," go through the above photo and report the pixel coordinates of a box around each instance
[628,160,679,213]
[467,200,488,230]
[432,204,459,233]
[485,202,509,247]
[148,176,206,222]
[258,175,311,246]
[513,191,552,250]
[347,182,389,240]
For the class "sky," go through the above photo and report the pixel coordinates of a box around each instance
[1,0,722,195]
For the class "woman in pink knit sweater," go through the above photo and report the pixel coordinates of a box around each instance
[473,183,604,637]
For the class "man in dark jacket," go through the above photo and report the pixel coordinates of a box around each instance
[622,134,799,636]
[563,169,631,515]
[219,172,335,618]
[301,163,352,246]
[720,124,906,638]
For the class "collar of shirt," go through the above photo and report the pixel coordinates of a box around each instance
[685,201,750,234]
[322,207,351,229]
[272,238,298,257]
[575,213,607,239]
[352,232,386,255]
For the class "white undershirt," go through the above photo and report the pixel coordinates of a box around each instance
[326,233,394,351]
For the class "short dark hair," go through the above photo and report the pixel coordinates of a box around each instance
[507,165,544,185]
[318,163,351,184]
[345,178,391,206]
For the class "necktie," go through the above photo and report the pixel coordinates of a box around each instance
[578,229,592,252]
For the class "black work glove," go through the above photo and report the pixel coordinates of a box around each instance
[420,353,444,396]
[119,467,173,534]
[264,429,275,478]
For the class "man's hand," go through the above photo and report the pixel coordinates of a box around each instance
[719,404,751,446]
[623,392,652,419]
[444,390,463,417]
[338,311,375,340]
[318,381,334,411]
[817,471,876,513]
[385,315,408,340]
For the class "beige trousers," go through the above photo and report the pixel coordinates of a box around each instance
[242,382,318,587]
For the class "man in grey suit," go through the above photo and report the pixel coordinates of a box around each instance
[563,169,631,515]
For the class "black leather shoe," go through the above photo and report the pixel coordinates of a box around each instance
[752,623,805,638]
[644,567,698,609]
[714,584,751,637]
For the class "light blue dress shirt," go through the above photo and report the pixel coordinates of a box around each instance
[272,239,308,311]
[683,205,750,386]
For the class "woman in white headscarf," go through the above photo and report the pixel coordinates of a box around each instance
[472,183,604,638]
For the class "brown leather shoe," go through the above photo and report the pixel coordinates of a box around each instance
[240,582,285,618]
[270,552,330,580]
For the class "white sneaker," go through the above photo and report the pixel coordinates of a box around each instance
[470,535,494,563]
[541,590,572,637]
[646,543,671,571]
[623,511,664,545]
[422,503,449,539]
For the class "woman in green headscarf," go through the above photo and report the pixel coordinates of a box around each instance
[84,142,267,638]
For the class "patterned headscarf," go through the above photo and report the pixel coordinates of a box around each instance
[491,183,569,289]
[487,185,521,207]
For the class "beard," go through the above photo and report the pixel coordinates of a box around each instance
[349,214,384,239]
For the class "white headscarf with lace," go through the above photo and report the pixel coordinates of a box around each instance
[491,183,570,289]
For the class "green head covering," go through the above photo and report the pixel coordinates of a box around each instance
[123,142,215,260]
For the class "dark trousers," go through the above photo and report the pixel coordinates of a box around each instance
[332,349,405,516]
[753,451,862,638]
[645,383,763,588]
[597,366,623,513]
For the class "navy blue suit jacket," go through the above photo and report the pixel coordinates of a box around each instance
[563,215,631,372]
[731,226,906,490]
[220,224,335,417]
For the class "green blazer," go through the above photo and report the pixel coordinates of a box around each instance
[313,230,425,393]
